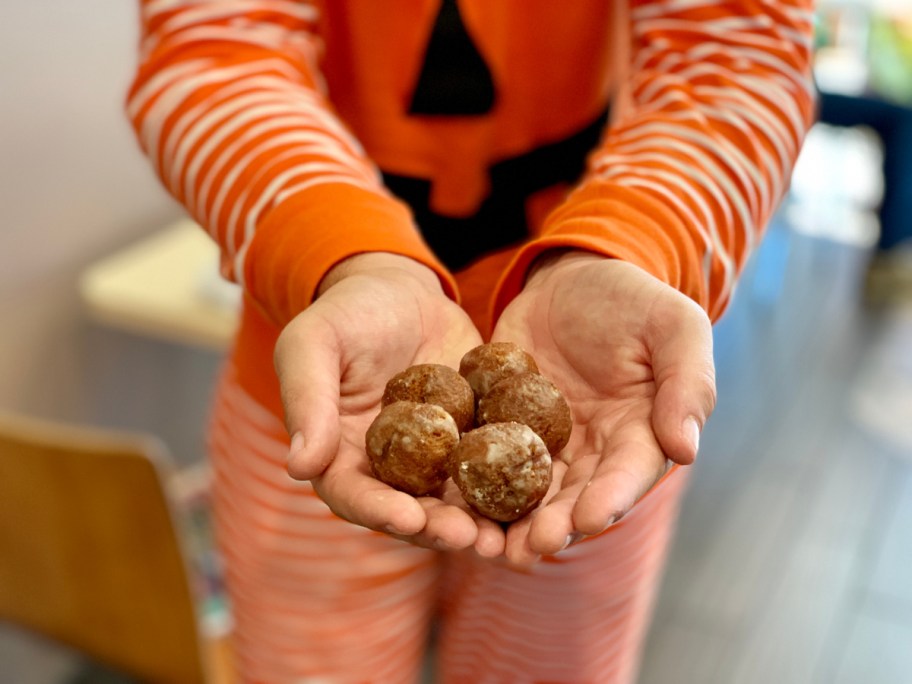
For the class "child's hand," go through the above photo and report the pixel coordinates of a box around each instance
[274,253,505,557]
[490,253,716,563]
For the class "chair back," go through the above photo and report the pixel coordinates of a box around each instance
[0,411,206,683]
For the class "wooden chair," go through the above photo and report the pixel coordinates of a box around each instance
[0,411,235,683]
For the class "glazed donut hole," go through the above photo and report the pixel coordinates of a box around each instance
[477,371,572,456]
[450,422,552,522]
[381,363,475,434]
[365,401,459,497]
[458,342,539,401]
[365,345,572,521]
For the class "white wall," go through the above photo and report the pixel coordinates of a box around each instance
[0,1,221,461]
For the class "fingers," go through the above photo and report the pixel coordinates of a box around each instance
[413,497,480,551]
[441,483,506,557]
[649,301,716,465]
[520,455,597,557]
[275,315,343,480]
[312,458,428,536]
[473,520,507,558]
[504,460,572,566]
[515,413,667,556]
[571,430,667,536]
[503,516,539,565]
[313,454,493,553]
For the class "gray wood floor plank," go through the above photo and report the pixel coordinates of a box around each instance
[641,227,912,683]
[798,431,893,550]
[674,476,803,629]
[726,542,858,684]
[849,307,912,458]
[832,610,912,684]
[638,617,730,684]
[864,468,912,609]
[722,429,896,684]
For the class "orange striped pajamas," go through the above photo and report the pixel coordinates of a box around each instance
[128,1,815,681]
[209,359,689,682]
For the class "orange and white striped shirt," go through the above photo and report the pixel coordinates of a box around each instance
[128,0,815,333]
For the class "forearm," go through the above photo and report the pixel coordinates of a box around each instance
[128,0,456,326]
[493,0,816,324]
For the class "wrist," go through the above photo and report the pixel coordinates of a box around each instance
[317,252,445,298]
[525,249,610,290]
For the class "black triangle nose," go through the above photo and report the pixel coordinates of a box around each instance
[408,0,496,116]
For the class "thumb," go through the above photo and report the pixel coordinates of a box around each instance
[274,314,342,480]
[649,302,716,465]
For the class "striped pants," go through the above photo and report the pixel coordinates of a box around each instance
[209,363,689,684]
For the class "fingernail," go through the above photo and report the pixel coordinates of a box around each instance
[289,431,305,456]
[598,515,619,535]
[684,416,701,454]
[561,532,584,551]
[383,524,405,536]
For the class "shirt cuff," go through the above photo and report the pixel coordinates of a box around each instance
[243,182,459,326]
[491,182,706,324]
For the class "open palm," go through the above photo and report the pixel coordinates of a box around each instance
[491,254,716,561]
[275,258,504,555]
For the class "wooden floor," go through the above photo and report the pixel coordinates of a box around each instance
[2,220,911,683]
[638,219,912,684]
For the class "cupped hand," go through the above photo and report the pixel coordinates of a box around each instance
[492,252,716,563]
[274,253,504,556]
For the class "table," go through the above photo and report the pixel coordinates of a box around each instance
[79,220,241,351]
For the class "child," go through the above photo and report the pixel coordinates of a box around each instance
[128,1,815,681]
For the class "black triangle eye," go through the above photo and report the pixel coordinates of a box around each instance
[408,0,496,116]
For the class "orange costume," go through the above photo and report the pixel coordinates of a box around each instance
[129,1,815,681]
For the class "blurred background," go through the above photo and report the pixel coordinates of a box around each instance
[0,1,910,682]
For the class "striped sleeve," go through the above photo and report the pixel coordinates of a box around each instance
[127,0,457,326]
[493,0,816,322]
